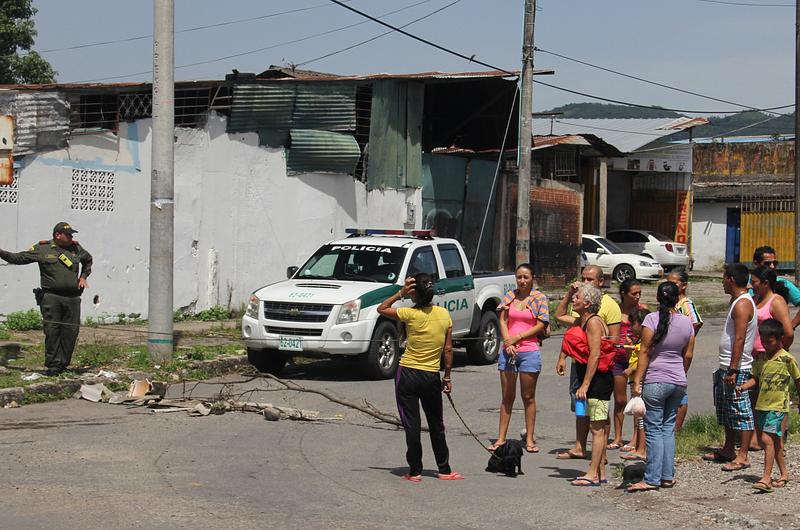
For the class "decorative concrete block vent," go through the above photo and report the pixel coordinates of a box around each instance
[0,169,18,204]
[71,168,115,212]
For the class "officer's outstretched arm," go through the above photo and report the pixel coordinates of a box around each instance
[0,247,41,265]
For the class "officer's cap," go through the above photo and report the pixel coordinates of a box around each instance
[53,222,78,236]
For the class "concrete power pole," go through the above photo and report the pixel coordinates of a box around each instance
[795,0,800,282]
[516,0,536,265]
[149,0,175,362]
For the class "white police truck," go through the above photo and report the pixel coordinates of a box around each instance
[242,229,517,379]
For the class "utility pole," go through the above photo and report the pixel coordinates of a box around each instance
[149,0,175,362]
[795,0,800,282]
[516,0,536,265]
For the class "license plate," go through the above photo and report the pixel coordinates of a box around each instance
[279,336,303,351]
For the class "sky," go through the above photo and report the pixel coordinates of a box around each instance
[29,0,795,115]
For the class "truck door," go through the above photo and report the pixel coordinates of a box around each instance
[406,245,443,308]
[435,243,473,335]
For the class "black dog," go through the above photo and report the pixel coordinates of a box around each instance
[485,439,523,477]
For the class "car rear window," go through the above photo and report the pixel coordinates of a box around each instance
[647,231,673,242]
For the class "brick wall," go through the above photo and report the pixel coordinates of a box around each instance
[530,180,582,288]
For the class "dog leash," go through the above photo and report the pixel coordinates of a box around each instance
[445,393,499,460]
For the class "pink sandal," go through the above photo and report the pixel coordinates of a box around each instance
[402,474,422,483]
[437,472,465,481]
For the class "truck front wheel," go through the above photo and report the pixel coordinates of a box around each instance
[247,348,288,375]
[360,321,400,380]
[466,311,501,365]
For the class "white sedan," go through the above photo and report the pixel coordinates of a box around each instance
[581,234,664,283]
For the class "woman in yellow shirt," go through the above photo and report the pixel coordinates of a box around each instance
[378,273,463,482]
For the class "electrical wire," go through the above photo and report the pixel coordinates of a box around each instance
[67,0,436,83]
[37,1,355,54]
[535,47,792,115]
[696,0,792,6]
[297,0,463,67]
[551,119,674,137]
[325,0,794,115]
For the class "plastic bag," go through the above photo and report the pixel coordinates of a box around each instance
[624,396,646,418]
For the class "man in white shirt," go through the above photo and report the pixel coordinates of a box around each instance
[704,264,757,471]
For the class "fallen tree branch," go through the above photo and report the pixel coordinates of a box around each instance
[260,373,403,428]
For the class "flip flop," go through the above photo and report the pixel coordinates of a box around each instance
[556,451,585,460]
[437,472,465,481]
[621,444,636,452]
[627,482,659,493]
[571,477,601,487]
[721,462,750,472]
[752,480,773,493]
[488,441,506,452]
[607,442,622,450]
[402,474,422,483]
[525,442,540,453]
[702,451,735,463]
[620,453,646,461]
[773,478,789,488]
[660,480,676,488]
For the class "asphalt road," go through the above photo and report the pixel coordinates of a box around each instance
[1,316,745,529]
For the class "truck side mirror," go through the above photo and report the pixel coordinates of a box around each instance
[286,266,299,279]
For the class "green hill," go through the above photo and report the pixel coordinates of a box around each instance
[540,102,681,119]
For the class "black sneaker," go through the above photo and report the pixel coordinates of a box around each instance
[45,368,63,376]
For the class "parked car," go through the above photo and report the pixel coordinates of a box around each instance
[242,229,517,379]
[606,229,692,271]
[581,234,663,283]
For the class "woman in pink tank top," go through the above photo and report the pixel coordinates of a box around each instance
[751,266,794,355]
[491,263,550,453]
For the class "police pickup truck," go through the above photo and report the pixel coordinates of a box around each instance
[242,229,517,379]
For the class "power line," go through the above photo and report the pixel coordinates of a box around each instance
[37,2,352,54]
[68,0,435,83]
[324,0,516,74]
[696,0,792,6]
[535,47,792,115]
[552,119,668,137]
[324,0,794,115]
[298,0,463,67]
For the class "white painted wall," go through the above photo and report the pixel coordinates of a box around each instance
[691,201,734,271]
[0,112,421,319]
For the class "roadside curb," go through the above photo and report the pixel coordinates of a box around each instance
[0,354,250,407]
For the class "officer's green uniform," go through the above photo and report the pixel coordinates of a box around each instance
[0,235,92,372]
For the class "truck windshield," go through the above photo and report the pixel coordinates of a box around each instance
[296,244,408,284]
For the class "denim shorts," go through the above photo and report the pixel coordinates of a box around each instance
[680,391,689,407]
[498,348,542,373]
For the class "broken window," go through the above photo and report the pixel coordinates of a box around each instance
[69,93,118,132]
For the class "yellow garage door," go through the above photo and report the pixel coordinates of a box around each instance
[740,199,794,266]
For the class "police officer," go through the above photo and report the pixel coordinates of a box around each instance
[0,222,92,375]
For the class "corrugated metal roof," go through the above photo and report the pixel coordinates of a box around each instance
[228,84,356,133]
[658,117,709,130]
[0,91,69,156]
[228,84,295,132]
[286,129,360,174]
[532,118,699,154]
[532,134,623,157]
[0,69,530,92]
[694,183,793,200]
[292,84,356,130]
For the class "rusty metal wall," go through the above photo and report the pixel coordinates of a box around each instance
[693,142,794,182]
[0,91,69,156]
[529,180,583,288]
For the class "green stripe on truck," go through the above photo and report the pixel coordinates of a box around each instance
[358,275,474,308]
